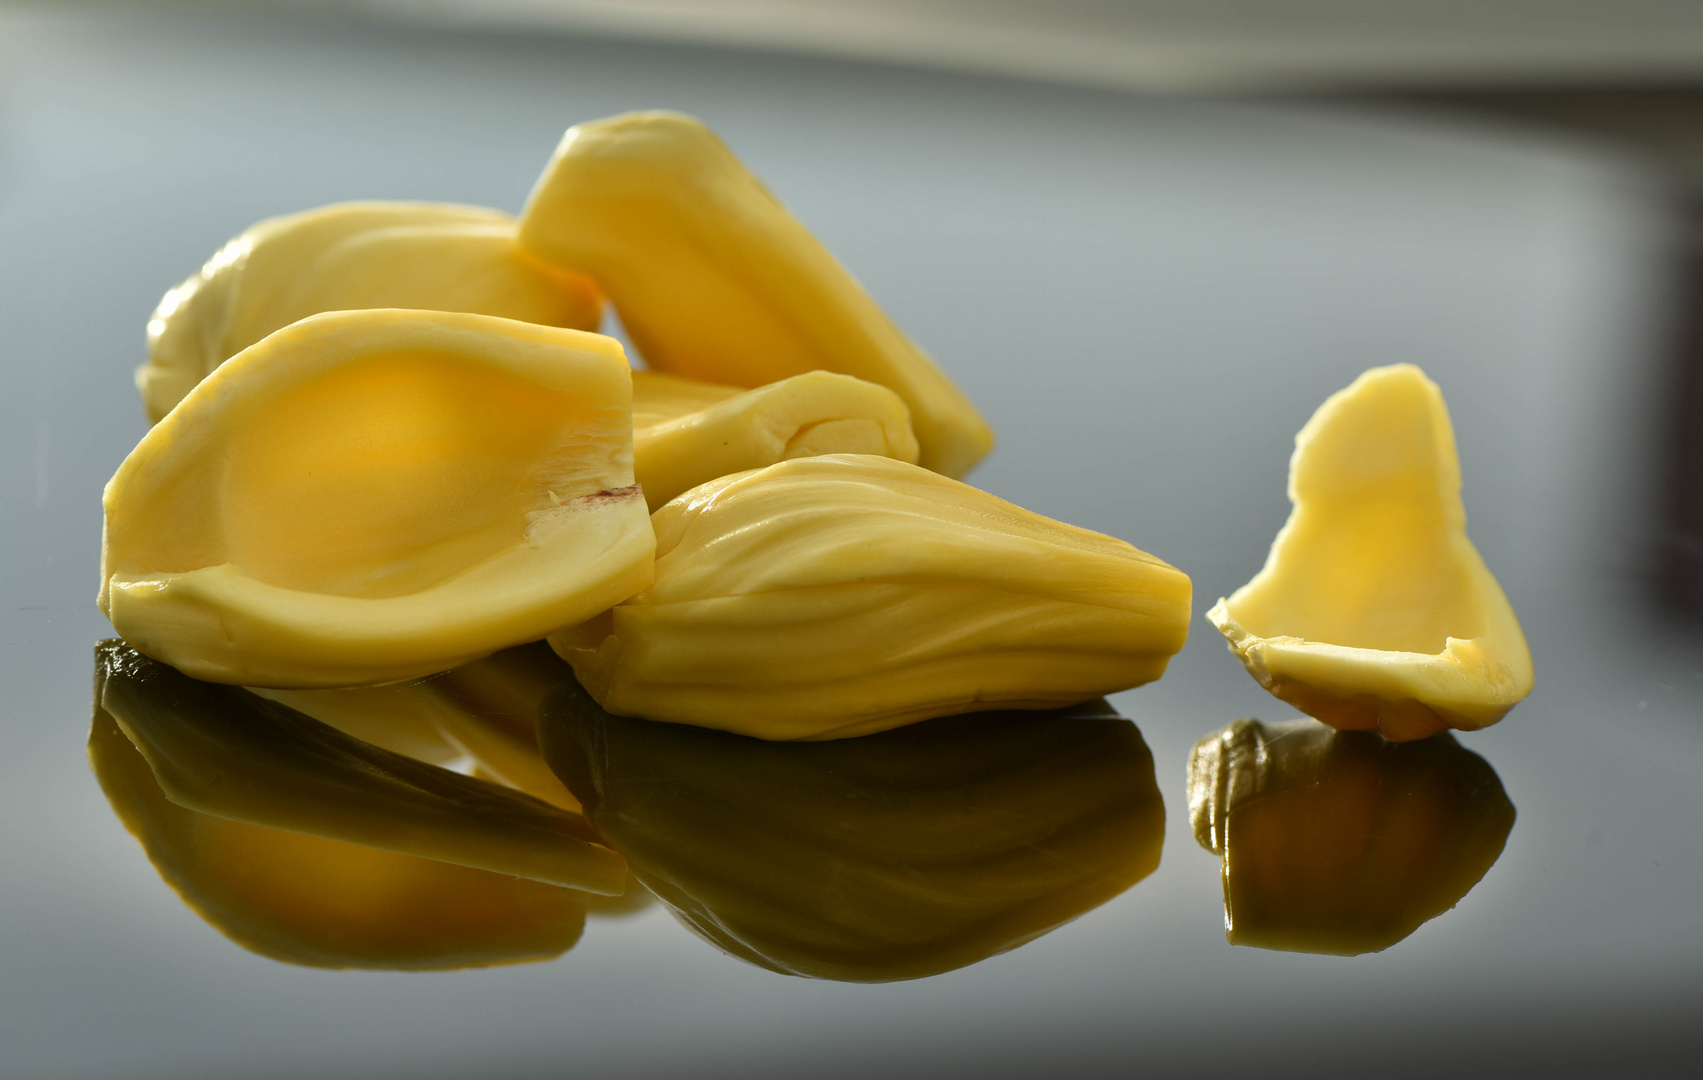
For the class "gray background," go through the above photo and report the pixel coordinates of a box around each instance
[2,8,1700,1078]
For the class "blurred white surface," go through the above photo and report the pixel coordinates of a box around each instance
[256,0,1703,90]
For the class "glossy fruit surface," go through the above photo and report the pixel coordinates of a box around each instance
[518,111,993,478]
[552,454,1190,739]
[1208,365,1532,740]
[140,201,600,422]
[103,308,653,688]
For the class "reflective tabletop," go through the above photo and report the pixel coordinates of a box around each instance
[2,8,1701,1079]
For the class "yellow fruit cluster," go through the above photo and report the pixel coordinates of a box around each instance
[90,111,1540,973]
[101,110,1193,740]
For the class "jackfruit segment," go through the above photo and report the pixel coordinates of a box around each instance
[139,201,602,422]
[1207,365,1532,742]
[258,642,582,811]
[89,705,586,970]
[631,369,920,510]
[95,639,628,895]
[537,678,1165,982]
[1188,718,1515,956]
[550,454,1191,740]
[102,309,655,689]
[518,111,994,479]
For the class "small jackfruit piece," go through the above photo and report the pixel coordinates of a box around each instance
[550,454,1191,740]
[1207,365,1533,742]
[258,642,582,811]
[631,369,920,510]
[537,677,1165,982]
[88,704,586,970]
[101,308,655,689]
[1188,717,1515,956]
[517,111,994,479]
[95,639,628,894]
[139,201,602,422]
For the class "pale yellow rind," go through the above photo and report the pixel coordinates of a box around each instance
[517,111,995,479]
[103,309,655,688]
[139,201,602,422]
[550,454,1191,740]
[1209,365,1533,741]
[632,369,920,510]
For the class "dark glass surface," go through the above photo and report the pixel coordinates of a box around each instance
[2,8,1701,1078]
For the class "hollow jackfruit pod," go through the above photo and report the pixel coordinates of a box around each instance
[518,110,994,478]
[550,454,1192,740]
[140,201,601,422]
[1208,364,1533,741]
[103,308,654,688]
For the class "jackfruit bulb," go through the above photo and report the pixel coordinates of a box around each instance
[1207,365,1532,741]
[550,454,1191,740]
[139,201,602,422]
[517,111,994,478]
[101,308,654,688]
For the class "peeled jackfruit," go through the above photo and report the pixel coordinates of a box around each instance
[139,201,602,422]
[96,639,627,894]
[550,454,1191,740]
[517,110,994,479]
[101,308,654,688]
[537,677,1164,982]
[89,703,587,970]
[1207,365,1532,741]
[632,369,919,509]
[1188,717,1515,955]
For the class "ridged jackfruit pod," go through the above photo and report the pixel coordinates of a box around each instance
[95,639,628,894]
[1207,365,1533,741]
[1188,717,1515,956]
[550,454,1191,740]
[537,677,1165,982]
[517,111,994,479]
[102,309,654,688]
[632,369,919,510]
[88,704,586,970]
[139,201,602,422]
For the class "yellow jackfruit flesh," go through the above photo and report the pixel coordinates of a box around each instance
[88,704,587,970]
[1207,365,1532,741]
[550,454,1191,740]
[101,308,654,688]
[537,677,1164,982]
[95,639,627,894]
[1188,717,1515,955]
[517,110,994,479]
[139,201,601,422]
[631,369,920,510]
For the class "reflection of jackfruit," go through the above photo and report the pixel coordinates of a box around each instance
[1188,717,1515,956]
[102,308,654,688]
[139,201,601,422]
[550,454,1191,740]
[538,677,1164,982]
[89,706,586,970]
[1208,365,1532,741]
[518,111,994,478]
[258,642,581,811]
[96,640,628,894]
[632,370,919,510]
